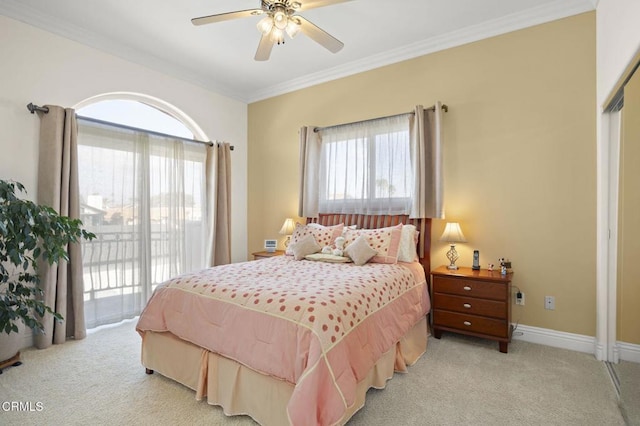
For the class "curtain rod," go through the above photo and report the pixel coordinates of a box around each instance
[27,103,49,114]
[27,103,233,150]
[313,103,448,133]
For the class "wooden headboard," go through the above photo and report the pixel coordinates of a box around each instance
[306,214,432,275]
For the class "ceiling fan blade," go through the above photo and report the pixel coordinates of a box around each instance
[255,34,275,61]
[191,9,262,26]
[297,0,355,11]
[296,16,344,53]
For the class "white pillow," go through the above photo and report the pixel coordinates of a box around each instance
[397,224,419,263]
[288,234,321,260]
[344,235,377,266]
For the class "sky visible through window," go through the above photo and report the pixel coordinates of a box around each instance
[78,99,193,139]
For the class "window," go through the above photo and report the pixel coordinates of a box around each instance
[318,114,412,215]
[77,99,207,328]
[79,99,193,138]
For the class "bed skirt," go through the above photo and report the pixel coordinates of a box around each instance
[141,316,428,425]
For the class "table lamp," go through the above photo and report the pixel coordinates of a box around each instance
[439,222,467,270]
[279,218,296,248]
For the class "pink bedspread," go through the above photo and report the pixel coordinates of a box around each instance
[136,256,429,425]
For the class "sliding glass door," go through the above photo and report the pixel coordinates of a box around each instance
[77,117,207,328]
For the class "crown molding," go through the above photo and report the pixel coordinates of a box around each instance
[1,0,594,104]
[0,0,245,102]
[247,0,595,102]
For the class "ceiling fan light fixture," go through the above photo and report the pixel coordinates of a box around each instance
[273,10,288,30]
[270,27,285,44]
[256,16,274,34]
[285,19,301,38]
[192,0,351,60]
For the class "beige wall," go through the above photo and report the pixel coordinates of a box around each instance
[248,13,596,336]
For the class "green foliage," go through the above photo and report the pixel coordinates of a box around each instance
[0,179,95,335]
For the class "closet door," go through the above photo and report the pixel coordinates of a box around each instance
[616,66,640,424]
[617,68,640,349]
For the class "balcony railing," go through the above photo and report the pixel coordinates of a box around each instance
[81,224,204,302]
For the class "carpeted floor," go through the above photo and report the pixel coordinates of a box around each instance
[0,319,626,426]
[613,360,640,425]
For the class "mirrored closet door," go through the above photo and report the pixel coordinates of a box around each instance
[612,59,640,425]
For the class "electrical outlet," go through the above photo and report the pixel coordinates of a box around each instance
[544,296,555,310]
[515,291,525,305]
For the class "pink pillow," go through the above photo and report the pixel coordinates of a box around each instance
[343,224,403,264]
[285,223,344,255]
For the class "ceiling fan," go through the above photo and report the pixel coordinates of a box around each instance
[191,0,354,61]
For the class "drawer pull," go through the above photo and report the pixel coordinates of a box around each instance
[463,303,472,309]
[463,321,472,326]
[463,286,472,291]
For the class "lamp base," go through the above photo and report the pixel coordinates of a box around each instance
[445,244,460,271]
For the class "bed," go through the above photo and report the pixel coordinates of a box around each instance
[136,214,432,425]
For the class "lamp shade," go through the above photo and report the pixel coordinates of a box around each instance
[256,16,273,34]
[439,222,467,243]
[279,218,296,235]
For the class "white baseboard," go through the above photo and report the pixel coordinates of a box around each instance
[512,324,596,355]
[617,341,640,363]
[512,324,640,363]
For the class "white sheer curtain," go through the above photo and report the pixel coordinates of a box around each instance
[299,104,444,219]
[317,115,412,215]
[77,119,207,328]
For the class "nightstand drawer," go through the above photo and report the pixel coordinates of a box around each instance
[433,293,507,319]
[433,310,509,338]
[433,276,506,301]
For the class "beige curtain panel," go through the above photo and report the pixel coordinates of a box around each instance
[410,103,444,219]
[36,105,86,348]
[206,142,232,266]
[298,126,321,218]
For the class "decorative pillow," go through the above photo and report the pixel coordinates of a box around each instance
[397,224,419,263]
[342,224,357,235]
[343,223,403,264]
[286,223,344,255]
[288,234,321,260]
[344,235,378,266]
[308,222,356,235]
[304,253,352,263]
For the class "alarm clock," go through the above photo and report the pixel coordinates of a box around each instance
[264,239,277,253]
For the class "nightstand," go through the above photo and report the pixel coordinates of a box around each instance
[252,250,285,260]
[431,265,513,353]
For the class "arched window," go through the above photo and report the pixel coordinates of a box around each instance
[79,99,194,138]
[76,96,208,329]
